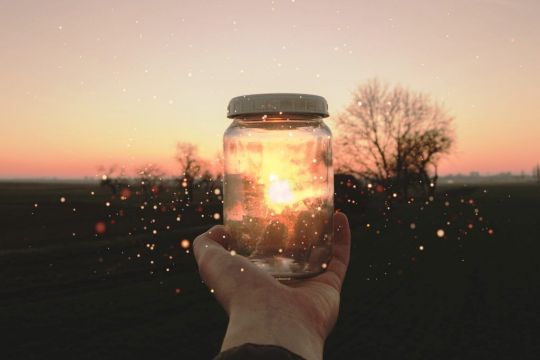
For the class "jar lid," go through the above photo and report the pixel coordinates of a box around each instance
[227,93,329,118]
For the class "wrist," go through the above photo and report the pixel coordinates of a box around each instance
[222,306,324,360]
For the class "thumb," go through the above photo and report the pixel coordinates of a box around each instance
[192,226,260,312]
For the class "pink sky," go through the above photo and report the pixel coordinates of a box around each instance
[1,0,539,178]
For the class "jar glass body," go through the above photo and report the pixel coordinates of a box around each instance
[223,115,333,279]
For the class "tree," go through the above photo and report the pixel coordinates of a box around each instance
[97,165,128,196]
[333,79,454,195]
[136,164,165,196]
[176,142,206,205]
[533,164,540,184]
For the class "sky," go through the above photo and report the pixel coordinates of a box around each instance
[1,0,539,178]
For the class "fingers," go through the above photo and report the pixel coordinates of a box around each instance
[193,226,263,312]
[316,212,351,290]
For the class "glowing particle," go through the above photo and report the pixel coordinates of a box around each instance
[60,197,66,203]
[101,174,107,181]
[95,221,106,234]
[105,202,110,207]
[419,245,424,251]
[321,262,328,269]
[152,229,157,235]
[392,193,397,198]
[180,239,190,249]
[230,250,236,256]
[240,267,244,272]
[214,188,221,195]
[210,289,214,293]
[278,248,283,253]
[175,288,181,294]
[410,223,416,230]
[34,203,38,208]
[487,229,494,235]
[213,213,221,220]
[436,229,445,238]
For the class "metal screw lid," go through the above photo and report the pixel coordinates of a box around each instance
[227,93,329,118]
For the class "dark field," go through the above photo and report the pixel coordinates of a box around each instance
[1,182,539,359]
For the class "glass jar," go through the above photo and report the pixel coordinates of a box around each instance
[223,93,333,279]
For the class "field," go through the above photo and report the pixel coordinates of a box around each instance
[1,181,539,359]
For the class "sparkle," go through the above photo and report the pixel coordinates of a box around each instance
[180,239,190,249]
[60,197,66,203]
[95,222,106,234]
[436,229,445,238]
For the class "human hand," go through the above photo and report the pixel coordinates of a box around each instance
[193,213,351,360]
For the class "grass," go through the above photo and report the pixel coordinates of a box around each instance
[0,182,539,359]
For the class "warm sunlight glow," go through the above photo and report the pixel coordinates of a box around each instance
[267,177,294,206]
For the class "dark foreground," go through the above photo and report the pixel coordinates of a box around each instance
[1,182,539,359]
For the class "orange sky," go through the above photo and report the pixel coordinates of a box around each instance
[1,0,539,178]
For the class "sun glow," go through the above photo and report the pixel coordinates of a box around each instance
[267,176,294,205]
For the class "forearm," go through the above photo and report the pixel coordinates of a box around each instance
[221,309,324,360]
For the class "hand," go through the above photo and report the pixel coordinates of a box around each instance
[193,213,351,360]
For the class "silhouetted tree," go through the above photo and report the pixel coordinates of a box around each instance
[334,78,454,196]
[136,164,165,196]
[97,165,128,196]
[176,142,205,205]
[534,164,540,184]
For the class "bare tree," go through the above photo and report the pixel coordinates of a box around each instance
[136,164,165,196]
[176,142,206,205]
[97,165,128,196]
[533,164,540,184]
[334,79,454,195]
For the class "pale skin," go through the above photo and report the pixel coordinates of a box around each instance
[193,213,351,360]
